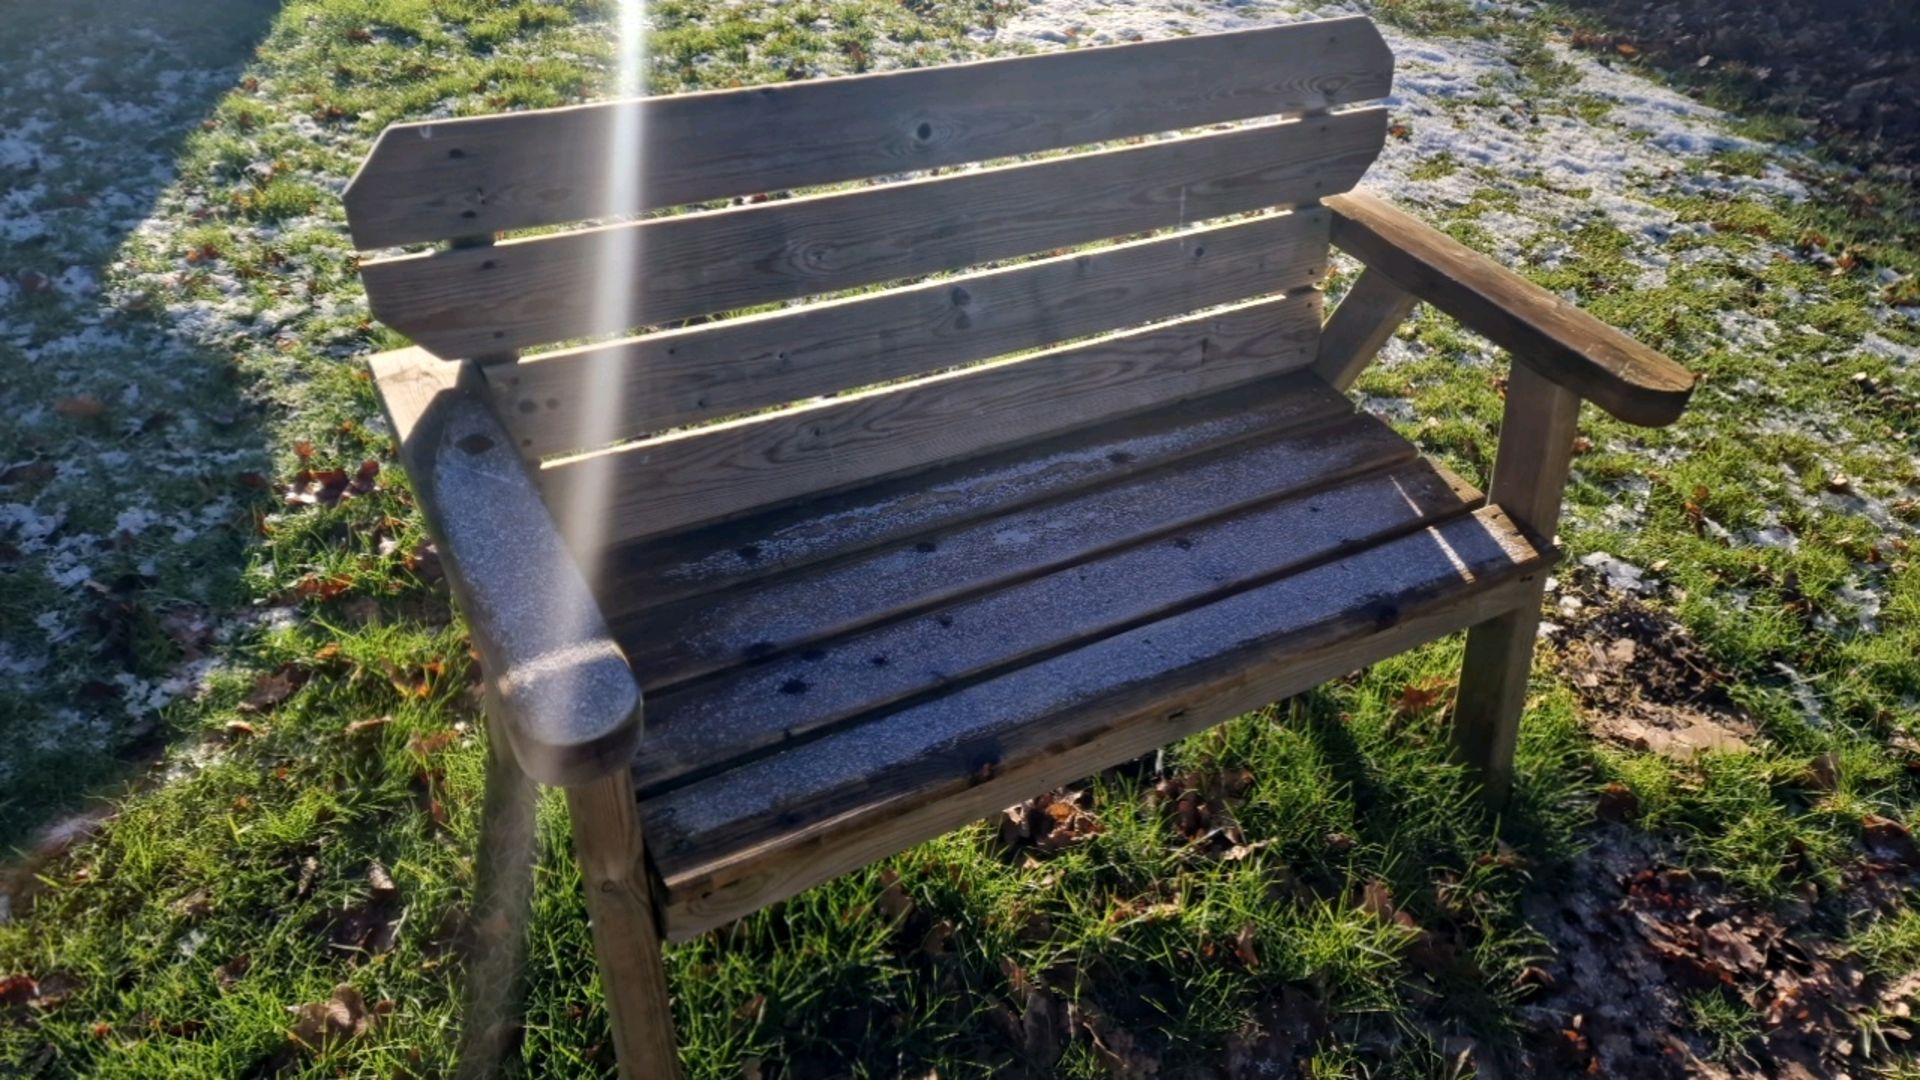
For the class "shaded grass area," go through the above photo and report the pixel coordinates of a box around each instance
[2,0,1919,1077]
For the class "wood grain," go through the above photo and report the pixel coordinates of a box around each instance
[631,458,1478,795]
[1312,266,1418,391]
[599,373,1354,612]
[614,409,1407,694]
[541,293,1325,547]
[642,507,1551,937]
[367,348,641,785]
[361,111,1384,358]
[565,772,682,1080]
[456,711,540,1080]
[341,18,1392,248]
[490,211,1331,457]
[1452,361,1579,806]
[1324,190,1695,426]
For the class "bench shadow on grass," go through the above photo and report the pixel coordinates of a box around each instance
[0,0,284,850]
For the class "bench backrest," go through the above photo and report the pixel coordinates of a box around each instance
[345,18,1393,547]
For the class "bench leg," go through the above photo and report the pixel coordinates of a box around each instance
[566,770,683,1080]
[457,713,541,1080]
[1452,362,1580,808]
[1453,583,1549,807]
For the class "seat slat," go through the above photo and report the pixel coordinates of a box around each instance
[491,211,1330,458]
[632,458,1479,796]
[359,111,1383,359]
[613,408,1409,693]
[643,506,1552,938]
[541,292,1324,547]
[341,19,1393,248]
[600,372,1354,613]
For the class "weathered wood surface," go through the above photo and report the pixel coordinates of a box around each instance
[341,19,1393,248]
[632,458,1478,796]
[565,773,681,1080]
[599,374,1354,612]
[1324,190,1694,426]
[1312,266,1418,391]
[542,293,1325,547]
[643,506,1551,938]
[360,111,1383,358]
[1452,361,1581,806]
[456,711,540,1080]
[492,211,1331,457]
[367,348,641,785]
[614,408,1404,694]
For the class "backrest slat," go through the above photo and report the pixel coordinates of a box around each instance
[541,293,1325,544]
[497,210,1330,458]
[349,18,1398,549]
[341,18,1392,249]
[360,110,1384,360]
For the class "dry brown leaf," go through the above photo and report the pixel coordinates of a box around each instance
[287,983,372,1053]
[1079,1002,1160,1079]
[1597,782,1640,823]
[1360,879,1397,922]
[239,668,303,713]
[1390,676,1453,718]
[344,715,392,738]
[1233,923,1260,969]
[0,974,36,1006]
[214,955,250,991]
[1864,814,1920,865]
[875,869,915,923]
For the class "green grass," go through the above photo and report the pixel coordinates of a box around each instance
[3,0,1920,1076]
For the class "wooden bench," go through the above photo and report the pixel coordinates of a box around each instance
[343,17,1694,1076]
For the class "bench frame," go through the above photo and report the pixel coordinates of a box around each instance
[357,36,1693,1077]
[375,190,1690,1079]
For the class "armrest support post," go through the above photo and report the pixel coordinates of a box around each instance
[1453,362,1580,806]
[370,348,643,787]
[1314,266,1419,392]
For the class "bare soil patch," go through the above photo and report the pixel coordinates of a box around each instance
[1552,583,1757,760]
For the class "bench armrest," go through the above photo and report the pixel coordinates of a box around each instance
[370,349,642,787]
[1323,191,1696,427]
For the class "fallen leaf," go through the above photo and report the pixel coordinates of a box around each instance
[287,983,373,1053]
[1391,676,1453,718]
[214,955,251,991]
[1616,42,1639,57]
[367,862,396,897]
[875,869,915,923]
[239,668,302,712]
[170,888,214,919]
[1079,1001,1160,1079]
[0,974,36,1006]
[1233,922,1259,969]
[344,715,392,738]
[1806,752,1841,791]
[1597,782,1639,823]
[1360,879,1397,922]
[54,395,105,418]
[731,993,766,1027]
[1864,814,1920,865]
[407,729,459,756]
[1018,986,1066,1066]
[0,460,56,485]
